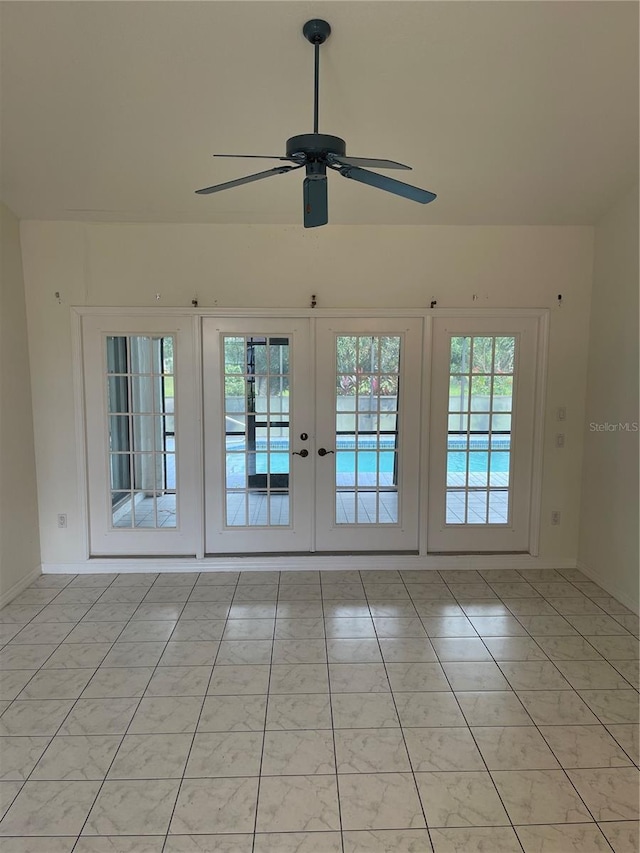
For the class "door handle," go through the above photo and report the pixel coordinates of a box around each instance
[317,448,335,456]
[292,449,309,457]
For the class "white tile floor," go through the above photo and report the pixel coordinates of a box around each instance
[0,567,638,852]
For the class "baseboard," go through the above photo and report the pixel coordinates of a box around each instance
[42,555,578,574]
[0,566,42,609]
[576,560,640,615]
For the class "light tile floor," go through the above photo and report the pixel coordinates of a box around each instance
[0,567,637,853]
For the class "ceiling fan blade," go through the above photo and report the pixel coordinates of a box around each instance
[327,154,411,170]
[337,165,437,205]
[214,154,294,161]
[303,176,328,228]
[195,165,301,195]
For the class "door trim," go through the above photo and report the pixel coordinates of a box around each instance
[73,307,548,558]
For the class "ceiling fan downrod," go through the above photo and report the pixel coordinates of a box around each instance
[302,19,331,134]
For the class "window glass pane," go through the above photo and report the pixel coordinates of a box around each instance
[105,334,178,531]
[358,336,378,372]
[490,452,510,486]
[472,337,494,373]
[107,376,128,413]
[469,413,490,432]
[489,490,509,524]
[379,411,398,432]
[446,333,515,528]
[337,491,355,524]
[449,376,469,413]
[269,494,289,526]
[446,490,466,524]
[466,491,488,524]
[337,337,357,373]
[110,454,130,492]
[448,413,468,433]
[157,493,176,528]
[378,451,395,485]
[224,337,245,372]
[450,337,471,374]
[227,493,246,526]
[357,492,376,523]
[337,413,355,432]
[493,376,513,410]
[130,376,156,413]
[132,492,156,527]
[269,340,289,375]
[336,451,355,488]
[106,336,128,374]
[495,337,515,374]
[112,493,133,528]
[379,492,398,523]
[337,375,357,401]
[132,453,160,492]
[162,337,174,374]
[250,339,268,375]
[470,375,491,411]
[491,413,512,433]
[468,452,488,487]
[129,337,153,374]
[380,337,401,374]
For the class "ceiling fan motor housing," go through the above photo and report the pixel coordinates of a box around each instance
[286,133,346,162]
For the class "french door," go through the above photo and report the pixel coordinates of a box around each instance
[83,315,199,555]
[203,317,423,553]
[427,316,540,552]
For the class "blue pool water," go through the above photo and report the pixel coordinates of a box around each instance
[227,440,510,475]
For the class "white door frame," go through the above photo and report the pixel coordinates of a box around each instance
[202,317,314,554]
[314,317,424,552]
[73,307,548,560]
[426,314,547,553]
[81,313,201,556]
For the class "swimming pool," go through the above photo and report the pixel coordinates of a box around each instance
[226,439,510,475]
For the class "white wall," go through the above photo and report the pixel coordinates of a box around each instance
[578,185,639,611]
[0,204,41,600]
[20,221,594,566]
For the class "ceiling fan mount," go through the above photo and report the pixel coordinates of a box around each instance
[195,19,436,226]
[302,18,331,45]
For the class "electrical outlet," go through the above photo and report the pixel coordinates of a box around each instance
[555,433,565,448]
[57,513,67,529]
[551,510,561,526]
[556,407,566,421]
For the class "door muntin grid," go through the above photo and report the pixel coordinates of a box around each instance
[446,335,516,525]
[106,334,176,529]
[223,335,291,527]
[334,335,401,525]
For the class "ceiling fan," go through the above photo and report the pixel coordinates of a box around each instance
[195,19,437,227]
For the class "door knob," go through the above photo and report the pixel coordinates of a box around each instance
[292,449,309,457]
[317,448,335,456]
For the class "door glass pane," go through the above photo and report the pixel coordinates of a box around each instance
[446,334,515,526]
[222,334,292,528]
[334,334,401,526]
[105,334,177,529]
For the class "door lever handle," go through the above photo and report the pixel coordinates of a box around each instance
[317,448,335,456]
[292,449,309,457]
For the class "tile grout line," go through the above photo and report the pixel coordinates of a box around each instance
[320,570,346,853]
[362,569,437,851]
[0,572,126,827]
[436,573,618,851]
[249,572,279,853]
[158,570,242,853]
[64,571,196,851]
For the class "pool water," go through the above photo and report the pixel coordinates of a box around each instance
[228,444,510,475]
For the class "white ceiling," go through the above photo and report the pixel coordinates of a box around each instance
[1,1,637,225]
